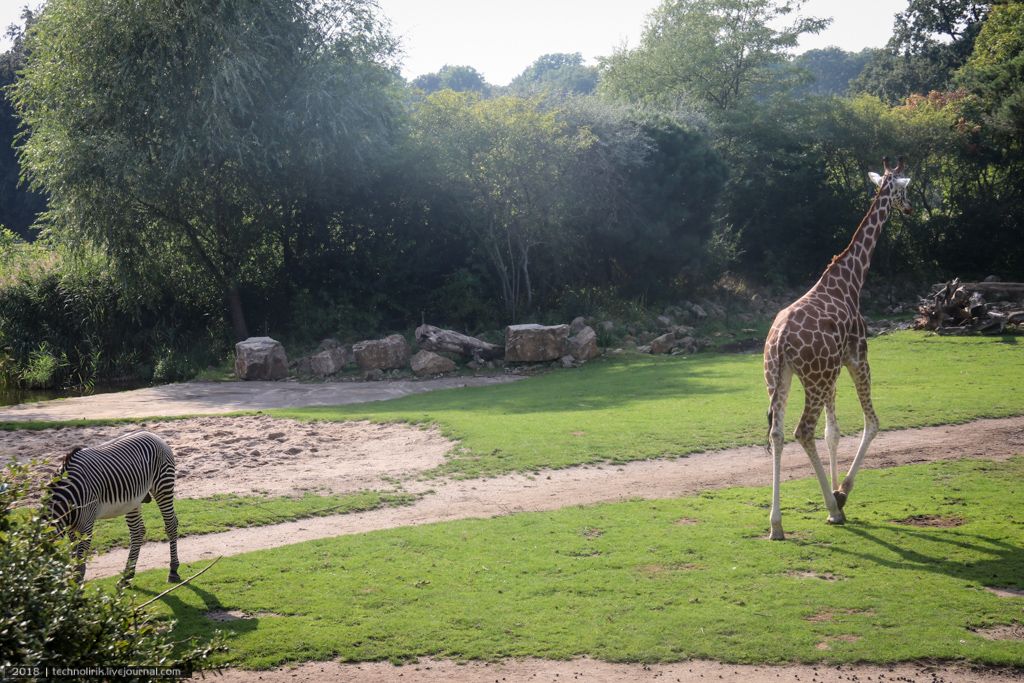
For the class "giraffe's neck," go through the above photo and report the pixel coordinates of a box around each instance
[817,179,893,305]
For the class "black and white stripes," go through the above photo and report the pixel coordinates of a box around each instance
[48,430,181,583]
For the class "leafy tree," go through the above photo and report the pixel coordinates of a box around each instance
[956,1,1024,137]
[410,92,595,319]
[0,9,46,239]
[852,0,990,103]
[12,0,400,340]
[599,0,828,112]
[508,53,598,97]
[791,47,874,97]
[412,64,490,95]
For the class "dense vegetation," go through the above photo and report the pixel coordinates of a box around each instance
[1,0,1022,390]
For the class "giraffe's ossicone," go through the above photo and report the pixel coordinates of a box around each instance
[763,156,912,540]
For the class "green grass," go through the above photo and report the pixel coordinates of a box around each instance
[89,491,418,553]
[119,458,1024,668]
[273,332,1024,477]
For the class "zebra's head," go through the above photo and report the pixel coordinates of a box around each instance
[45,447,83,533]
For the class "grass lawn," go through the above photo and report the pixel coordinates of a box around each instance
[89,491,418,553]
[273,332,1024,478]
[119,458,1024,668]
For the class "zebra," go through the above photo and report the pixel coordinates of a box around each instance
[47,430,181,584]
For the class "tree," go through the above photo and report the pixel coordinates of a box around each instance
[12,0,400,340]
[410,92,594,319]
[598,0,828,112]
[0,9,46,239]
[852,0,989,103]
[956,1,1024,137]
[791,47,874,97]
[508,53,598,96]
[412,64,490,95]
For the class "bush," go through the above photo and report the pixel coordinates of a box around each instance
[0,463,222,673]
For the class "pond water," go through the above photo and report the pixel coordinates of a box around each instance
[0,383,148,408]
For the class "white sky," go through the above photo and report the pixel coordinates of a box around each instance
[0,0,908,85]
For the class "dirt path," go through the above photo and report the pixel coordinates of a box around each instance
[209,657,1024,683]
[81,415,1024,580]
[0,375,520,422]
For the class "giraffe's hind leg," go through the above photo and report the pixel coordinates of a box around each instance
[766,361,793,540]
[794,379,845,525]
[824,394,843,508]
[840,354,880,502]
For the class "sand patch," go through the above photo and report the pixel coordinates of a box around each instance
[1,415,453,498]
[892,514,965,528]
[971,623,1024,641]
[805,608,875,623]
[787,570,843,581]
[205,609,282,622]
[986,586,1024,598]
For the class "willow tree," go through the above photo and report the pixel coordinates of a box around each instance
[12,0,399,339]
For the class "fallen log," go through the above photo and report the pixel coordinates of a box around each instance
[415,324,504,360]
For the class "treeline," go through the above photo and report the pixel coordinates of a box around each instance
[0,0,1021,389]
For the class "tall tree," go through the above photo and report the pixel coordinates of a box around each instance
[599,0,828,112]
[0,8,46,239]
[411,64,490,95]
[852,0,990,103]
[12,0,399,340]
[508,53,598,96]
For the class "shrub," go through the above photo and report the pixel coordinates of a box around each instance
[0,463,222,672]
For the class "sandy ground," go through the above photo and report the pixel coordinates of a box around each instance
[3,415,451,498]
[10,413,1007,579]
[207,657,1024,683]
[0,375,520,422]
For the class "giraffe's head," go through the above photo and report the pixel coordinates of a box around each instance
[868,156,912,215]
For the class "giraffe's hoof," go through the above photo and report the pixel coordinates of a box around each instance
[168,572,181,584]
[827,512,846,525]
[833,490,848,510]
[768,528,786,541]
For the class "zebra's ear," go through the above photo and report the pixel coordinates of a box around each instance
[868,172,883,187]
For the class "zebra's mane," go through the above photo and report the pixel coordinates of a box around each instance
[62,446,84,470]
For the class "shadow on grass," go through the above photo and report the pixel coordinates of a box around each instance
[134,580,260,642]
[292,354,757,419]
[834,521,1024,589]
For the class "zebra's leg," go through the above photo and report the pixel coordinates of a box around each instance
[154,480,180,583]
[70,522,94,584]
[121,506,146,584]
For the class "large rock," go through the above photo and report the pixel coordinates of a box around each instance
[568,325,600,361]
[649,332,676,355]
[310,346,352,377]
[353,334,410,371]
[235,337,288,380]
[415,324,503,360]
[505,324,569,362]
[410,350,457,377]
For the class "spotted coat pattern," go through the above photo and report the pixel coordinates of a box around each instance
[762,159,911,540]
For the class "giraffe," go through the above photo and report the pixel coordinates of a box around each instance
[762,156,912,540]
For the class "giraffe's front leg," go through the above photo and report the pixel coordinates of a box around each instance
[796,387,845,526]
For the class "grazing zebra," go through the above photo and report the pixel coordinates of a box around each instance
[47,430,181,583]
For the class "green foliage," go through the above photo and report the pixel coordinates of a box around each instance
[0,463,221,671]
[956,2,1024,137]
[412,64,491,95]
[508,53,598,97]
[599,0,828,111]
[12,0,401,340]
[90,491,419,554]
[131,459,1024,668]
[852,0,989,103]
[791,47,873,97]
[275,332,1024,478]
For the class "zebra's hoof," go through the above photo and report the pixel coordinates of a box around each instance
[118,575,134,587]
[168,573,181,584]
[834,490,848,510]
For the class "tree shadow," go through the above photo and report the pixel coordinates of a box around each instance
[830,520,1024,589]
[133,579,260,642]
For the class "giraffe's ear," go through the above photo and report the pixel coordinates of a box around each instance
[895,177,911,188]
[868,172,883,187]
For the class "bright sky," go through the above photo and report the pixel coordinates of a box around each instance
[0,1,909,85]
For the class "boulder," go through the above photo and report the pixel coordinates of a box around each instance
[505,324,569,362]
[353,334,410,371]
[410,350,457,377]
[415,324,503,360]
[655,314,674,329]
[235,337,288,380]
[568,325,600,361]
[649,332,676,355]
[310,346,351,377]
[569,316,587,335]
[559,355,576,368]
